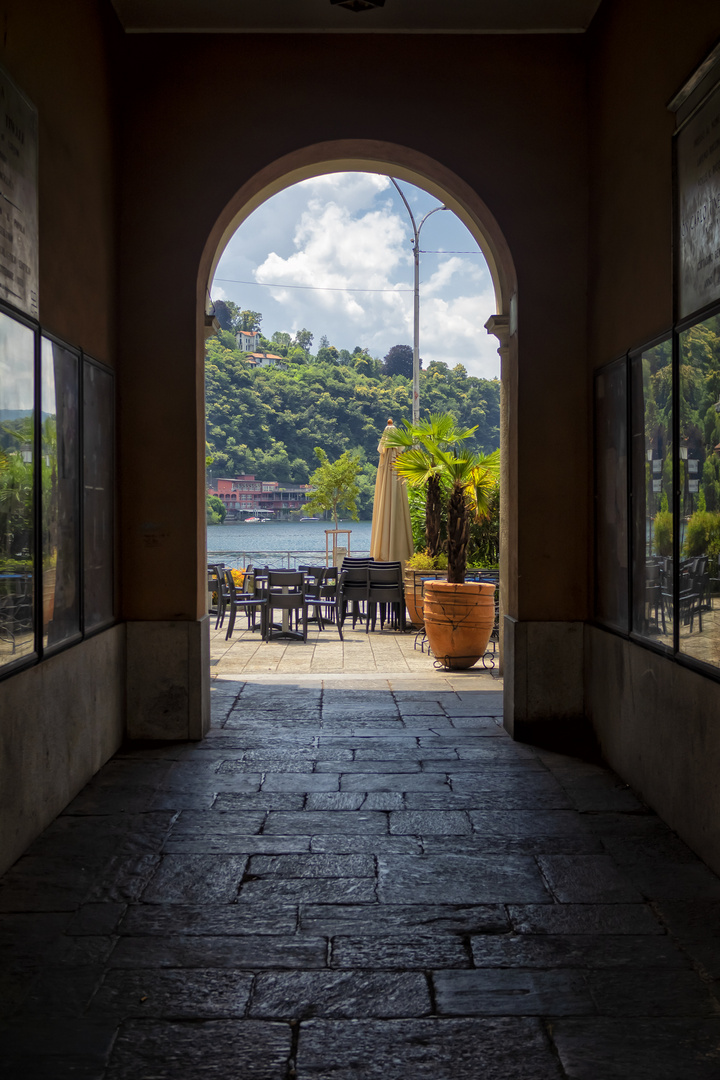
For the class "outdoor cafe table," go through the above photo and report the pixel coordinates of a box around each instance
[258,569,318,641]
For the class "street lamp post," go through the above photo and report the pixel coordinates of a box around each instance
[390,178,447,426]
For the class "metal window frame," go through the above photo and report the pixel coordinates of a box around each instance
[0,298,116,683]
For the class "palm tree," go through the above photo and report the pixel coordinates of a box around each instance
[434,448,500,583]
[383,413,477,557]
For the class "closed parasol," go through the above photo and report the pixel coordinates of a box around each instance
[370,419,414,565]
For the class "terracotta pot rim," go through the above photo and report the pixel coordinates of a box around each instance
[424,580,495,593]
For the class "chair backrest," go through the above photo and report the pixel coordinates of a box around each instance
[342,556,371,572]
[302,566,325,599]
[340,565,369,600]
[369,566,402,586]
[267,570,305,591]
[223,569,238,599]
[322,566,339,587]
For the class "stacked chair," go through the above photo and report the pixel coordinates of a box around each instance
[366,561,406,632]
[339,557,371,630]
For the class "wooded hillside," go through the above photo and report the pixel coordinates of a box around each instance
[205,335,500,490]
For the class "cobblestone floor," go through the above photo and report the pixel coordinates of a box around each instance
[2,674,720,1078]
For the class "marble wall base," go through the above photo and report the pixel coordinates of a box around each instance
[503,617,591,751]
[585,625,720,877]
[126,617,210,741]
[0,626,125,876]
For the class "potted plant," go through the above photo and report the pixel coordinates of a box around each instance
[403,550,448,626]
[421,446,500,669]
[382,413,477,558]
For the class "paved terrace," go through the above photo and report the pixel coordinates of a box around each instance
[2,631,720,1077]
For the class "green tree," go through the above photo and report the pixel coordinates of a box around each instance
[383,344,415,378]
[316,344,339,365]
[239,310,263,332]
[294,328,314,355]
[304,447,362,529]
[206,494,226,525]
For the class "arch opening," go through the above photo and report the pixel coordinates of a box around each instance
[198,140,519,669]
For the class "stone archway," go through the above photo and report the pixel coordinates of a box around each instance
[197,141,519,690]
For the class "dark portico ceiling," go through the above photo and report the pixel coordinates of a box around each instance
[109,0,603,34]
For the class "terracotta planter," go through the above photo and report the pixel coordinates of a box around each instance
[423,580,496,670]
[403,569,447,626]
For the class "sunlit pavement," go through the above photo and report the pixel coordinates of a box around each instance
[3,633,720,1077]
[210,616,502,681]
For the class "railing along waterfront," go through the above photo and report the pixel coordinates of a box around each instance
[206,549,372,570]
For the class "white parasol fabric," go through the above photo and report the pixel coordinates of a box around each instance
[370,419,414,565]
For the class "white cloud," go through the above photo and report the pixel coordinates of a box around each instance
[211,173,500,379]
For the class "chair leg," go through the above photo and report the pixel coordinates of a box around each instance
[225,602,236,640]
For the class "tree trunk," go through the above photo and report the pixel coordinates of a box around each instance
[447,482,469,584]
[425,475,441,557]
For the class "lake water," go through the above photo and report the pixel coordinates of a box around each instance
[207,519,373,568]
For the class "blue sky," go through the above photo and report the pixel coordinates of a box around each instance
[211,172,501,380]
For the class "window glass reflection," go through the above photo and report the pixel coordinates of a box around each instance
[631,339,673,644]
[595,360,628,631]
[41,338,80,649]
[0,313,35,666]
[678,313,720,665]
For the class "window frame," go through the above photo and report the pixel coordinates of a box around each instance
[0,299,116,682]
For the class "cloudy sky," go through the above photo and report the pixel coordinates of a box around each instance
[211,172,500,380]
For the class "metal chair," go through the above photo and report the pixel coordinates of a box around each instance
[263,570,307,642]
[339,565,369,630]
[304,567,343,640]
[367,563,406,632]
[224,568,267,640]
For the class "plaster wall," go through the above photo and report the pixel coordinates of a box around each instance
[116,31,590,628]
[0,627,125,875]
[115,31,591,729]
[585,0,720,871]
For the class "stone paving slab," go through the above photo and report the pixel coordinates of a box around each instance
[507,903,666,936]
[105,1019,291,1080]
[297,903,510,936]
[330,934,471,969]
[377,854,551,904]
[89,968,254,1018]
[3,669,720,1079]
[433,967,596,1015]
[109,935,327,970]
[549,1017,720,1079]
[296,1017,564,1079]
[119,903,299,937]
[249,970,432,1019]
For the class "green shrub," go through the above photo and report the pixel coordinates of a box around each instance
[683,509,720,557]
[653,509,673,557]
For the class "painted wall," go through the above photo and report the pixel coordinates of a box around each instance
[115,31,590,623]
[0,1,123,875]
[586,0,720,873]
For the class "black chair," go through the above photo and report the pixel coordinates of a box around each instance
[339,565,369,630]
[263,570,307,642]
[367,563,406,632]
[645,563,666,634]
[304,567,343,640]
[210,565,230,629]
[225,569,267,640]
